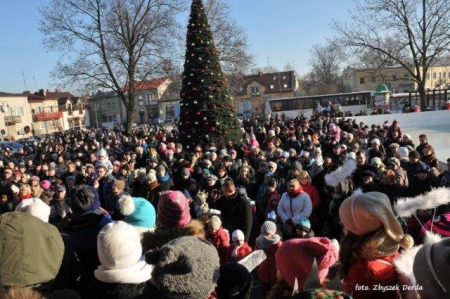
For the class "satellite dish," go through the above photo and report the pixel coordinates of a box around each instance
[0,102,8,113]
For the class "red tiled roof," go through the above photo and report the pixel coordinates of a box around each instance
[123,78,169,91]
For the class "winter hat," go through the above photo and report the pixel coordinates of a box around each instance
[295,218,312,233]
[409,150,420,159]
[15,198,51,223]
[40,180,51,190]
[275,237,339,288]
[95,221,153,283]
[416,162,430,173]
[339,190,413,249]
[181,168,191,177]
[397,146,409,158]
[371,138,380,145]
[389,143,400,149]
[232,229,245,242]
[281,151,290,158]
[147,170,157,182]
[216,262,252,299]
[206,174,218,181]
[413,237,450,298]
[370,157,382,166]
[119,196,156,232]
[30,176,40,182]
[268,161,278,172]
[147,236,220,298]
[261,220,277,235]
[195,191,207,204]
[113,179,126,191]
[157,190,190,228]
[422,213,450,237]
[209,215,222,231]
[387,157,400,167]
[0,212,64,287]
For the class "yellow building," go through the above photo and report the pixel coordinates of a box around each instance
[343,65,450,93]
[0,92,34,140]
[232,71,299,117]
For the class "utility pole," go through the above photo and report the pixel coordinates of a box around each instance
[94,104,99,129]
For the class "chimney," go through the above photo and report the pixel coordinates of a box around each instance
[39,89,46,96]
[55,89,61,93]
[258,71,264,77]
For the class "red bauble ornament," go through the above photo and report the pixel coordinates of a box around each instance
[192,87,197,91]
[206,86,211,90]
[196,111,201,115]
[210,127,215,132]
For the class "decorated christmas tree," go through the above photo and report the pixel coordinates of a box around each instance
[178,0,242,150]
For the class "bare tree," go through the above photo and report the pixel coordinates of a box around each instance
[305,42,345,94]
[203,0,254,75]
[39,0,185,131]
[332,0,450,108]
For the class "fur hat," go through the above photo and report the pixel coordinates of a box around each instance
[15,197,51,223]
[119,196,156,232]
[261,220,277,235]
[387,157,400,167]
[275,237,338,289]
[30,176,40,182]
[209,215,222,231]
[147,236,220,298]
[95,221,153,284]
[216,262,252,299]
[232,229,245,242]
[268,161,277,172]
[195,191,207,204]
[157,190,190,228]
[413,237,450,298]
[339,190,413,249]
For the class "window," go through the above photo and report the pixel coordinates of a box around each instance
[427,73,430,80]
[283,84,288,88]
[392,75,397,81]
[444,72,446,79]
[139,100,144,106]
[371,77,376,83]
[404,74,409,80]
[11,107,23,116]
[439,72,442,80]
[270,85,274,89]
[250,87,259,94]
[433,72,436,79]
[360,78,365,84]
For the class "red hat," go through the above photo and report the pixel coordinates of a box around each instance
[275,237,338,289]
[157,190,190,228]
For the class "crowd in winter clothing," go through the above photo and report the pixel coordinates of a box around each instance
[0,113,449,298]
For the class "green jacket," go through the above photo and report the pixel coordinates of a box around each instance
[0,212,64,287]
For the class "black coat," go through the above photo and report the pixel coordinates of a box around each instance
[85,279,146,299]
[216,191,253,242]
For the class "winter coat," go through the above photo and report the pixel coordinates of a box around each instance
[85,279,147,299]
[227,242,253,263]
[343,254,400,299]
[215,192,253,242]
[59,210,112,292]
[277,191,312,235]
[206,227,230,265]
[255,237,282,285]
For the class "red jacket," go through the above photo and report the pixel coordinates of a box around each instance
[206,227,230,265]
[255,240,282,284]
[227,242,252,263]
[301,183,321,208]
[343,254,400,299]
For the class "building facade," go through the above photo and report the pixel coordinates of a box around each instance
[0,92,34,140]
[232,71,299,117]
[343,65,450,93]
[87,91,125,129]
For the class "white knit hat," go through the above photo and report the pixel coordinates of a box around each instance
[95,221,153,283]
[261,221,277,235]
[15,197,51,222]
[232,229,245,242]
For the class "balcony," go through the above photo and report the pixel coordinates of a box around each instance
[4,115,21,125]
[33,111,63,121]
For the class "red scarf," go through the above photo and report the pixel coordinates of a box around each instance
[287,187,302,198]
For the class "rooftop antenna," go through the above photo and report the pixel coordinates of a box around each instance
[33,75,37,91]
[21,69,27,91]
[267,56,271,68]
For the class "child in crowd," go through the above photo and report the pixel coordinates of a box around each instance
[206,215,230,265]
[228,229,252,263]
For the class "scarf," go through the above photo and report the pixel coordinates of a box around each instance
[256,234,281,249]
[157,173,170,183]
[287,187,302,198]
[94,256,153,284]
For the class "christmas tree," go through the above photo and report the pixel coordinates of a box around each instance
[178,0,242,150]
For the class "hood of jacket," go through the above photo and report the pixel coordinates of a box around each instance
[0,212,64,287]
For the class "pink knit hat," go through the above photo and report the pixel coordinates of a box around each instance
[339,190,413,249]
[157,190,190,228]
[275,237,338,288]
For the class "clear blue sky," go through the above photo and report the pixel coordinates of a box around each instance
[0,0,354,94]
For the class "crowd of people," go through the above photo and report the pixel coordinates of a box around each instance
[0,112,449,299]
